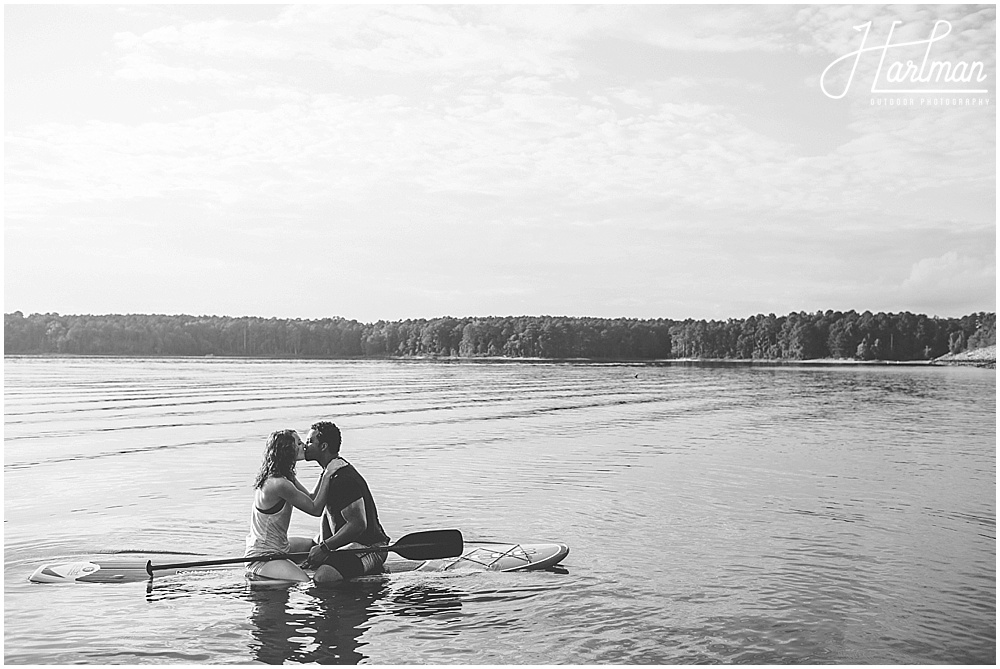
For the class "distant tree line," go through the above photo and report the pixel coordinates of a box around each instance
[3,310,995,361]
[668,310,994,361]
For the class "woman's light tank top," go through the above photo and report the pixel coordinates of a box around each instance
[244,495,293,558]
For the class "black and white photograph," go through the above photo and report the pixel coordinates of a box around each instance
[4,3,995,665]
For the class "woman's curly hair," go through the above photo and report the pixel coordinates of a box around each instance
[253,429,298,489]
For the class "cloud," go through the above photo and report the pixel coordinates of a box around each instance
[797,4,996,57]
[7,71,992,235]
[109,5,577,82]
[903,251,995,290]
[89,5,994,219]
[115,53,240,85]
[897,251,997,314]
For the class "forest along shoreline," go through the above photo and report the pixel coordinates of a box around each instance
[4,310,996,365]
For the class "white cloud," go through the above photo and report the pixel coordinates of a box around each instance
[903,252,995,291]
[7,74,991,231]
[115,53,239,85]
[796,4,996,57]
[896,251,997,314]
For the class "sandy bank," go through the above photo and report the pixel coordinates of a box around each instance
[933,344,996,368]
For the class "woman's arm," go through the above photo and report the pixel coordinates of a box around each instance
[276,470,332,516]
[308,459,347,497]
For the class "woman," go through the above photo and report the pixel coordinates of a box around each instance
[245,429,332,582]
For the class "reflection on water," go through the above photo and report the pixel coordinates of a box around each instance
[246,585,377,664]
[142,573,469,665]
[3,358,995,664]
[247,578,468,664]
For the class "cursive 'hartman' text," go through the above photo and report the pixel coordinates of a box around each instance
[822,20,989,99]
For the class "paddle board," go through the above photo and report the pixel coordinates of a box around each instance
[28,542,569,584]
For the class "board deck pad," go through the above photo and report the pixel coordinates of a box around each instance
[385,542,569,574]
[28,542,569,584]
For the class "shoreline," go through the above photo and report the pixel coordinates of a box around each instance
[4,351,995,368]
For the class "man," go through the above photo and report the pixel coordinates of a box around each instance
[303,420,390,584]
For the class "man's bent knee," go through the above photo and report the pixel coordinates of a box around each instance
[313,564,345,585]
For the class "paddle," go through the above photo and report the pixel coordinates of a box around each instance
[144,529,464,576]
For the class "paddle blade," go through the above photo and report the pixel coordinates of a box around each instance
[392,529,464,560]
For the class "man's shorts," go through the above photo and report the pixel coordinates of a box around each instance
[315,541,388,579]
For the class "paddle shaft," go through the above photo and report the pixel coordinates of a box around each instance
[146,552,309,574]
[145,529,463,576]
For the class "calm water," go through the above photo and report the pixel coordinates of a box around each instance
[3,357,995,664]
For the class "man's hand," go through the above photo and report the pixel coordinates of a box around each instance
[306,542,328,569]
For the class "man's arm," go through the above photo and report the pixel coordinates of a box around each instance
[322,499,367,551]
[307,499,367,567]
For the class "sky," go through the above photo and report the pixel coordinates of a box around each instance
[4,3,996,322]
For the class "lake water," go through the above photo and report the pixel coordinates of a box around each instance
[3,357,995,664]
